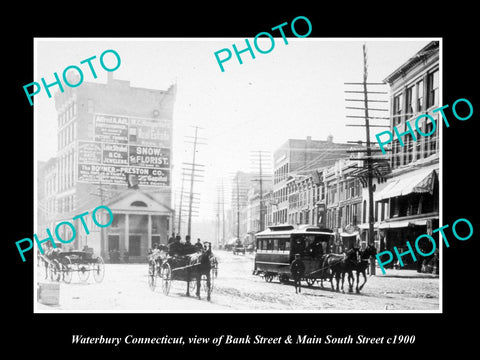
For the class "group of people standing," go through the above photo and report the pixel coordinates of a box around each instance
[167,235,208,256]
[148,234,210,263]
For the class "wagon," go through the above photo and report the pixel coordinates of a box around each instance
[232,244,246,255]
[38,249,105,284]
[148,251,218,298]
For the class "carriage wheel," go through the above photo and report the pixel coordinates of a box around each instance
[78,264,91,282]
[161,262,172,295]
[264,273,273,282]
[48,260,61,282]
[306,277,316,287]
[38,256,48,280]
[188,279,196,294]
[92,257,105,283]
[148,261,157,291]
[61,257,73,284]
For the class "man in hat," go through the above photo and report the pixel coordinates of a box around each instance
[290,254,305,294]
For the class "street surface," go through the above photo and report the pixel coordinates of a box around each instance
[36,250,439,312]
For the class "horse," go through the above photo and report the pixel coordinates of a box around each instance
[353,245,377,293]
[320,248,359,293]
[186,244,214,301]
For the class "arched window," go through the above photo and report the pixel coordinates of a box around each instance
[131,201,148,207]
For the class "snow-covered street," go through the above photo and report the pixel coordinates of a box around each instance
[36,250,439,312]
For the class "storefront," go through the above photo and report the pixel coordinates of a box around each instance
[374,163,439,270]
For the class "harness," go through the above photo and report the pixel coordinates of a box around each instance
[304,254,353,277]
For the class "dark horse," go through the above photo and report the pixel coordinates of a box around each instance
[352,245,377,293]
[186,245,214,301]
[321,248,359,293]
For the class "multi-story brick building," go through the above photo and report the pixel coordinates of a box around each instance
[37,74,176,262]
[373,41,440,270]
[268,136,354,227]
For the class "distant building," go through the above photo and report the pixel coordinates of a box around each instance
[228,171,270,245]
[267,136,358,227]
[37,75,176,262]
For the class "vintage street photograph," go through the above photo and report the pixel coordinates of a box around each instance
[33,38,441,312]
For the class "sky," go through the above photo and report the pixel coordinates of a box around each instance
[34,38,435,220]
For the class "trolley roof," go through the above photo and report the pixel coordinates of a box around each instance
[255,224,334,238]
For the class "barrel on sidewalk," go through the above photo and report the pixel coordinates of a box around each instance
[37,282,60,305]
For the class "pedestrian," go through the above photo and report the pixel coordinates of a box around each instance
[195,238,203,252]
[290,254,305,294]
[168,235,183,256]
[184,235,196,255]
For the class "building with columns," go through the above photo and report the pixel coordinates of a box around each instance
[37,75,176,262]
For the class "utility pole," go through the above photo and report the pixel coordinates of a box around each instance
[250,150,272,233]
[184,126,206,238]
[214,178,227,249]
[236,175,240,242]
[221,178,225,247]
[177,173,186,235]
[362,45,376,276]
[344,44,391,275]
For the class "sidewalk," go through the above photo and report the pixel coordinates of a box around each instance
[373,267,439,279]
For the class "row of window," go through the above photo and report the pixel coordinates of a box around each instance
[392,68,439,126]
[274,163,289,184]
[271,208,288,224]
[58,149,75,192]
[257,238,291,252]
[44,174,57,197]
[58,102,77,127]
[58,194,76,214]
[326,202,363,229]
[391,121,438,168]
[327,178,362,205]
[58,121,76,150]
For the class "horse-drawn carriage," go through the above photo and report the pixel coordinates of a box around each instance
[147,243,218,300]
[38,248,105,284]
[253,225,376,293]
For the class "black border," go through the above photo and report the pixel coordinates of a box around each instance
[7,5,478,355]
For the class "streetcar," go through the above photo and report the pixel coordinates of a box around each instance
[253,225,335,285]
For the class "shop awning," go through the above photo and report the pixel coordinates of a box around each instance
[376,168,437,201]
[358,222,380,230]
[379,220,411,229]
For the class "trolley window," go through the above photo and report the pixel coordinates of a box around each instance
[257,237,289,252]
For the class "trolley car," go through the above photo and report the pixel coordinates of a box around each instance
[253,225,334,285]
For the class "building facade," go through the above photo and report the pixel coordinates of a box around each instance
[268,136,355,227]
[37,75,177,262]
[373,41,440,270]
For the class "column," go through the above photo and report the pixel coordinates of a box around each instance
[147,214,152,248]
[124,213,129,256]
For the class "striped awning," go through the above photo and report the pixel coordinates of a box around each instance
[376,168,437,201]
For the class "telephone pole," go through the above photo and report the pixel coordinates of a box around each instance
[344,44,391,275]
[184,126,206,238]
[250,150,272,233]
